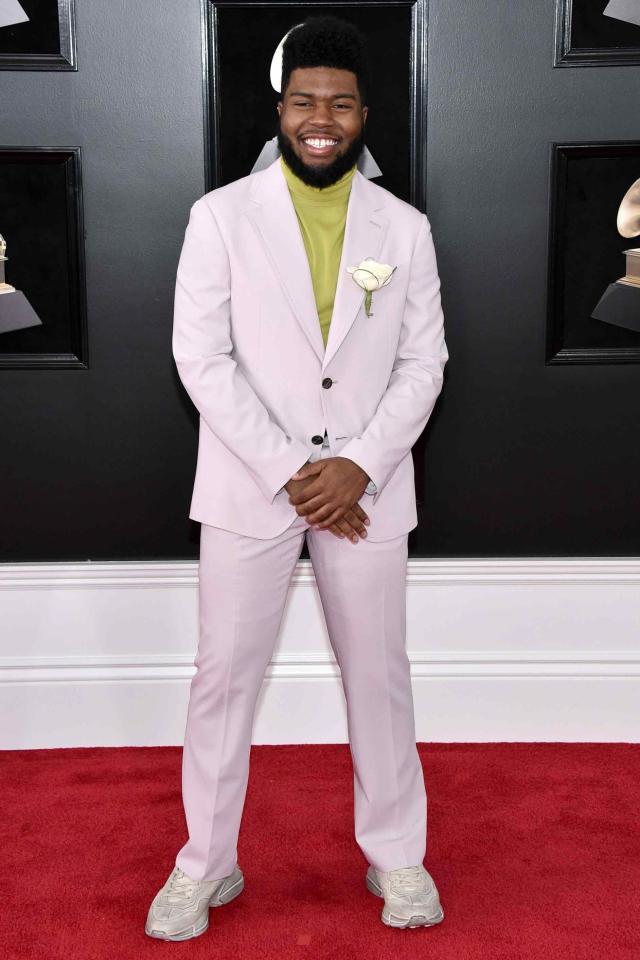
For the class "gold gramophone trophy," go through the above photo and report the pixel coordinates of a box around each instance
[0,233,16,295]
[591,177,640,332]
[0,231,42,335]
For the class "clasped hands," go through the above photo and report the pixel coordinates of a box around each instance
[284,456,371,544]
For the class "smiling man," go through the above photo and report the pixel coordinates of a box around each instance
[276,65,367,186]
[146,15,449,940]
[273,64,373,391]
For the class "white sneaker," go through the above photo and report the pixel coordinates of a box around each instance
[366,863,444,928]
[145,863,244,941]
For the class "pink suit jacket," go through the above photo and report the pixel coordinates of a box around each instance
[172,155,449,541]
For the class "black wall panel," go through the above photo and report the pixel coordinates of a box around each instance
[1,0,639,560]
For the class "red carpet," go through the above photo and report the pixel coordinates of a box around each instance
[1,743,638,959]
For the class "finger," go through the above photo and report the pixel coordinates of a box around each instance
[343,508,367,539]
[351,503,370,526]
[291,492,325,513]
[306,501,340,525]
[290,486,331,514]
[288,484,323,508]
[291,462,324,481]
[336,516,360,543]
[324,520,357,543]
[312,505,348,529]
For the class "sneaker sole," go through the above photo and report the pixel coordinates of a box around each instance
[365,872,444,929]
[145,871,244,941]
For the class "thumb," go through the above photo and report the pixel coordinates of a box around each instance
[292,459,322,480]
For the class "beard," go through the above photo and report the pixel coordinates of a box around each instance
[276,117,366,188]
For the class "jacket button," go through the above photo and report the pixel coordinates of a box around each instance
[322,377,333,388]
[311,435,324,444]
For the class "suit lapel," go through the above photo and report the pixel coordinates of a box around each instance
[247,158,324,362]
[323,170,389,370]
[246,157,389,369]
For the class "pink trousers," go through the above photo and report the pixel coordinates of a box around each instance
[174,446,427,881]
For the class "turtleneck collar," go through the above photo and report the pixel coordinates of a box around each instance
[280,155,356,203]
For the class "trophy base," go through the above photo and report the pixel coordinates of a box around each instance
[591,280,640,333]
[0,289,42,335]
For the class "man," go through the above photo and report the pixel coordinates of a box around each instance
[146,14,448,940]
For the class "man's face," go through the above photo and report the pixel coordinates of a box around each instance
[276,66,368,188]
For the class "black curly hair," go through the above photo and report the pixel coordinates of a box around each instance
[281,15,369,106]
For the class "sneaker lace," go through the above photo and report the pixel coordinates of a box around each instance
[164,867,196,903]
[391,865,427,891]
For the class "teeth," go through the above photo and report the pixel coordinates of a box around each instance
[304,138,337,148]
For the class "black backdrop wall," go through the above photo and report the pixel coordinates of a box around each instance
[1,0,639,561]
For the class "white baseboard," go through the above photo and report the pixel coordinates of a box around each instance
[1,558,639,748]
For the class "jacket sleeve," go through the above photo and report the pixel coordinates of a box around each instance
[172,197,310,505]
[338,213,448,505]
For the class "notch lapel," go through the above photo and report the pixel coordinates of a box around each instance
[323,171,388,370]
[246,157,389,369]
[247,159,324,362]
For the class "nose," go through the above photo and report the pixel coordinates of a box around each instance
[307,101,334,126]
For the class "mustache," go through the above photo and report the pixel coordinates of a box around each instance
[273,113,366,188]
[275,118,366,148]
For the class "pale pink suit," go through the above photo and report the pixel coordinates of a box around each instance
[171,156,448,880]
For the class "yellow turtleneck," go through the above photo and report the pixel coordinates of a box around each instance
[280,155,356,349]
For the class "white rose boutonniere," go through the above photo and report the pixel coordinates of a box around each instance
[347,258,396,317]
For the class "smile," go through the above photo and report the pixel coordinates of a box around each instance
[301,137,339,156]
